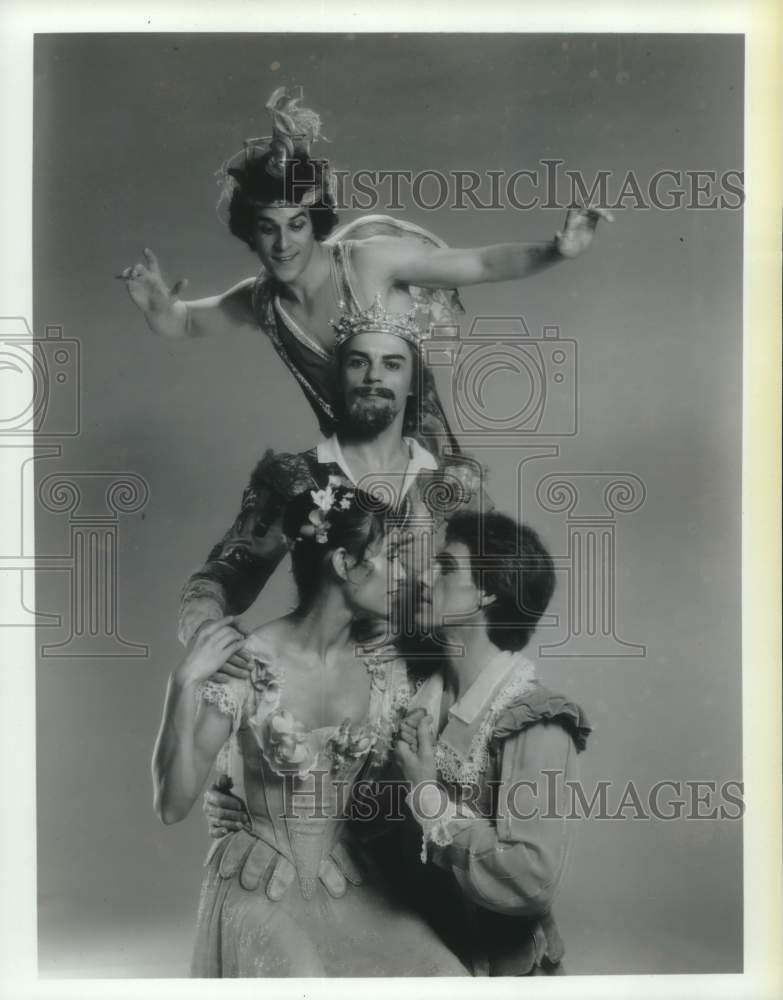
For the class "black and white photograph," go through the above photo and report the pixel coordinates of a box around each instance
[0,4,780,997]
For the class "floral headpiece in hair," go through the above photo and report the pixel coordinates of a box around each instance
[298,475,355,545]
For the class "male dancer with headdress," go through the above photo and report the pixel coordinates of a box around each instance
[119,87,611,458]
[177,295,486,646]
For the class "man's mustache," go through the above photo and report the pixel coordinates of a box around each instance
[351,386,395,401]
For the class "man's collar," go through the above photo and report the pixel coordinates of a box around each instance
[315,434,352,480]
[448,649,517,725]
[406,436,439,474]
[315,435,438,487]
[406,650,523,726]
[437,649,536,764]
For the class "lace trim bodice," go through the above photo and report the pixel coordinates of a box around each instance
[434,658,537,786]
[197,636,411,781]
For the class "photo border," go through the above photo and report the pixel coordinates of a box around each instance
[1,2,780,999]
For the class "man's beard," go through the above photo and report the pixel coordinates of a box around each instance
[342,389,399,437]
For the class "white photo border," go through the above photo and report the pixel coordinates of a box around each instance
[1,2,780,999]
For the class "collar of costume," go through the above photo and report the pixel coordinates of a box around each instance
[421,650,538,786]
[315,435,438,494]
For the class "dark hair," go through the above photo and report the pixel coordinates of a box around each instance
[445,511,556,652]
[227,151,338,250]
[282,487,393,608]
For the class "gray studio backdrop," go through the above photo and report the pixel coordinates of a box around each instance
[32,34,742,976]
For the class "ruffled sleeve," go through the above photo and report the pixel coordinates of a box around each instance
[426,722,577,917]
[492,685,591,753]
[421,687,589,917]
[196,679,245,728]
[195,676,251,777]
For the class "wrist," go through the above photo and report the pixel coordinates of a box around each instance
[170,666,201,692]
[146,299,187,336]
[406,780,448,826]
[548,237,565,259]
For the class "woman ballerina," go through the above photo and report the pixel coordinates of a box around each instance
[119,86,611,457]
[151,482,468,977]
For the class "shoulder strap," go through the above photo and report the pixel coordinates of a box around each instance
[250,273,337,429]
[330,241,364,314]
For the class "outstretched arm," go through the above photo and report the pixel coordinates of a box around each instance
[118,249,257,339]
[152,618,248,824]
[360,206,613,291]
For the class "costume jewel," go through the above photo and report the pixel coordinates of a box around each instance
[331,294,430,349]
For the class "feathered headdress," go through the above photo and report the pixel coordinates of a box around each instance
[216,86,332,222]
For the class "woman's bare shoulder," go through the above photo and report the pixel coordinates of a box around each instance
[245,615,296,659]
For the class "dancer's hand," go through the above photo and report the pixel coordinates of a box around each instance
[397,707,428,754]
[117,248,188,332]
[210,621,254,684]
[203,780,251,837]
[174,617,246,687]
[555,205,614,258]
[394,713,436,786]
[212,644,255,683]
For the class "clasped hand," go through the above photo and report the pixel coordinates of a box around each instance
[393,707,437,787]
[174,616,254,688]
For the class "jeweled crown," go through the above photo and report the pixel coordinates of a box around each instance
[332,295,429,349]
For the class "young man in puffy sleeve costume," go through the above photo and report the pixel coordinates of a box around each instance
[202,502,591,976]
[393,510,591,976]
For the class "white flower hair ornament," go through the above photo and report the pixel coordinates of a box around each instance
[297,476,355,545]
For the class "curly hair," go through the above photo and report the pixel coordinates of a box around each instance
[445,511,556,652]
[227,150,339,250]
